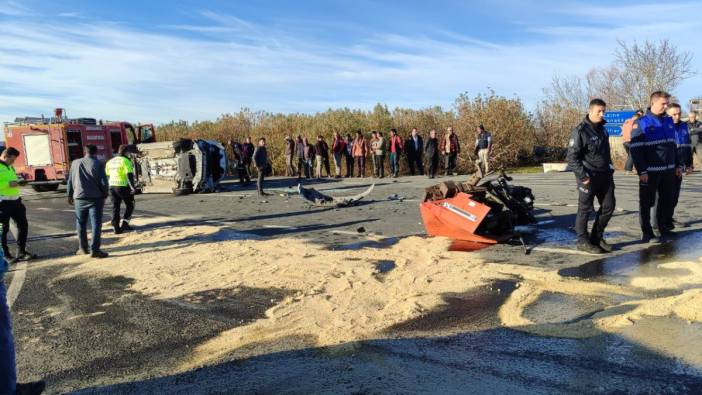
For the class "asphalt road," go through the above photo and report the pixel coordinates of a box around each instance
[5,172,702,394]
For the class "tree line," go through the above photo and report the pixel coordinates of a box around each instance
[158,40,695,175]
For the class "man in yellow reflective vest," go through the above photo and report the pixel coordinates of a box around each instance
[105,145,136,234]
[0,147,37,263]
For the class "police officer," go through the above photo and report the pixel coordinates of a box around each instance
[654,103,692,230]
[474,124,492,175]
[630,91,681,243]
[566,98,615,254]
[105,145,136,234]
[0,147,37,263]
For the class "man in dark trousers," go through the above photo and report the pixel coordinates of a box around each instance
[253,138,269,196]
[566,98,615,254]
[424,129,440,178]
[67,145,109,258]
[242,136,255,176]
[443,127,460,176]
[0,147,37,263]
[687,111,702,162]
[344,133,354,178]
[105,145,136,234]
[405,128,424,175]
[630,91,681,243]
[284,135,296,177]
[652,103,692,231]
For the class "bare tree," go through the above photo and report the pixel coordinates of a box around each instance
[614,39,694,109]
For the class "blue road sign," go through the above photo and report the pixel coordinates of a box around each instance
[604,110,637,137]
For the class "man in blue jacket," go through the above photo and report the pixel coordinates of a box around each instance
[630,91,682,243]
[1,254,46,394]
[652,103,692,231]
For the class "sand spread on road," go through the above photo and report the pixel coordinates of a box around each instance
[55,217,702,370]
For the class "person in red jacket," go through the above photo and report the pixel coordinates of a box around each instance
[388,128,403,177]
[331,132,347,178]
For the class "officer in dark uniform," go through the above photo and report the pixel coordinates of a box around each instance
[630,91,681,243]
[652,103,692,231]
[566,98,615,254]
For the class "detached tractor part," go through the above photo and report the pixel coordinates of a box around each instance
[134,139,227,195]
[298,184,374,207]
[420,171,535,251]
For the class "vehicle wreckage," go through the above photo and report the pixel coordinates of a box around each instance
[298,183,375,207]
[131,139,227,195]
[420,171,535,249]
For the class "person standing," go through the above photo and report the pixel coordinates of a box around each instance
[474,125,493,175]
[253,138,269,196]
[630,91,681,243]
[331,132,346,178]
[378,132,387,177]
[242,137,255,177]
[687,111,702,163]
[2,255,46,395]
[566,99,615,254]
[0,147,37,263]
[232,140,251,185]
[295,135,305,180]
[284,135,296,177]
[621,110,643,173]
[314,135,331,178]
[424,129,440,178]
[344,133,354,178]
[388,129,403,178]
[67,145,109,258]
[443,127,460,176]
[352,131,367,177]
[370,131,386,178]
[405,128,424,176]
[302,137,315,179]
[653,103,692,231]
[105,145,136,235]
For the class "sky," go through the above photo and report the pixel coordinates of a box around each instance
[1,0,701,125]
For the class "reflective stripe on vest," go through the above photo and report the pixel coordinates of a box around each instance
[106,156,133,187]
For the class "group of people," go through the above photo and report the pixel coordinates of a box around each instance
[276,125,493,181]
[567,91,694,254]
[1,143,137,394]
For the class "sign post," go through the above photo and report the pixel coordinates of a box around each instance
[604,110,637,137]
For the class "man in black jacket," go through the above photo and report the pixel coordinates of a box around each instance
[688,111,702,163]
[253,138,269,196]
[424,129,440,178]
[404,128,424,175]
[566,98,615,254]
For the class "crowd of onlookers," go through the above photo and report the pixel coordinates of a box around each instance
[226,126,494,186]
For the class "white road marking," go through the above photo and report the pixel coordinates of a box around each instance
[6,262,27,308]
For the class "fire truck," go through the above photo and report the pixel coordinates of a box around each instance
[2,108,156,192]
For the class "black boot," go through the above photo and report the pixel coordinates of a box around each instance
[590,232,613,253]
[576,240,603,254]
[120,221,133,232]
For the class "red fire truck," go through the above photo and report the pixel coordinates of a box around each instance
[2,108,156,192]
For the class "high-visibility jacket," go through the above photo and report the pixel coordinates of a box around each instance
[0,161,20,200]
[105,156,134,187]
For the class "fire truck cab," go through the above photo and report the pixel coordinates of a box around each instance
[2,108,156,192]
